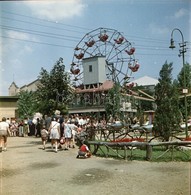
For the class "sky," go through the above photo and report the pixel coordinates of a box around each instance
[0,0,191,96]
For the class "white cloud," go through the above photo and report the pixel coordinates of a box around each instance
[7,30,30,40]
[4,31,35,55]
[174,8,187,19]
[6,30,38,42]
[148,23,169,35]
[24,0,87,21]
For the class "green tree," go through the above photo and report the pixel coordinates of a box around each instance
[17,90,38,119]
[153,61,181,141]
[104,83,122,120]
[133,85,155,111]
[177,62,191,119]
[35,57,73,115]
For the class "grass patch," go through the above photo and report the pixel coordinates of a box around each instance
[90,144,191,162]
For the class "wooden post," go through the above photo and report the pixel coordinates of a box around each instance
[146,144,152,161]
[124,146,128,160]
[171,145,174,161]
[106,145,109,158]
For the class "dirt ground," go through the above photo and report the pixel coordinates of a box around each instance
[0,136,190,195]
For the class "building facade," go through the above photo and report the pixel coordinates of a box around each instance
[1,73,158,120]
[0,96,19,120]
[0,79,39,120]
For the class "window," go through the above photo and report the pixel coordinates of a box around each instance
[89,65,92,72]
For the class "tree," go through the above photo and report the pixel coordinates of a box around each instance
[35,57,73,115]
[153,61,181,141]
[17,90,38,119]
[133,85,155,113]
[177,62,191,119]
[104,83,122,120]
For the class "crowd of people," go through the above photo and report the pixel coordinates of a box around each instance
[0,114,106,157]
[0,113,140,156]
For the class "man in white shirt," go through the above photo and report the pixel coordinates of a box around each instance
[0,117,10,152]
[68,123,78,148]
[78,116,84,126]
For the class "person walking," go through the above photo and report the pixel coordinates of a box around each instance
[49,118,60,153]
[35,118,41,137]
[0,117,10,152]
[18,120,24,137]
[41,126,49,150]
[69,122,78,148]
[10,119,18,137]
[62,117,72,150]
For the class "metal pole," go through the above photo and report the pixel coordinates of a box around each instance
[182,45,188,138]
[170,28,188,138]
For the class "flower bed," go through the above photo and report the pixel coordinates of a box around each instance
[111,137,145,143]
[184,137,191,141]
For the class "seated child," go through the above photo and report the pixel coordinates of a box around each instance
[41,126,49,150]
[76,141,91,159]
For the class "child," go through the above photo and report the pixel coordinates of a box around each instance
[41,126,49,150]
[76,141,91,159]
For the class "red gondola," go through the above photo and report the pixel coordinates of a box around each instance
[74,47,80,51]
[128,63,140,72]
[70,68,80,75]
[126,82,134,89]
[114,37,124,44]
[75,53,84,59]
[99,34,109,42]
[125,47,135,55]
[85,40,95,47]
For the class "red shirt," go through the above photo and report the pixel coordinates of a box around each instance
[80,144,89,152]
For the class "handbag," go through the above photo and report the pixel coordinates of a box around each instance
[60,137,65,145]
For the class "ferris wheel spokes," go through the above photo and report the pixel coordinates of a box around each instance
[70,27,140,87]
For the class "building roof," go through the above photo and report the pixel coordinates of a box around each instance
[20,79,39,89]
[75,80,114,93]
[8,82,19,89]
[132,76,158,86]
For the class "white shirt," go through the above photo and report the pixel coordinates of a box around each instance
[0,121,9,131]
[78,118,84,126]
[50,121,60,130]
[68,124,78,135]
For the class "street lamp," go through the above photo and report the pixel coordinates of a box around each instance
[169,28,188,138]
[56,89,65,103]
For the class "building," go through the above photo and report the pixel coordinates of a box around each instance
[0,96,19,120]
[9,79,39,96]
[1,72,159,119]
[131,75,159,91]
[9,82,19,96]
[0,79,39,120]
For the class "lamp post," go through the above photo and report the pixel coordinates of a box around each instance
[56,89,64,103]
[169,28,188,138]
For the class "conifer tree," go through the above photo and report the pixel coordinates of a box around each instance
[153,61,181,141]
[104,83,121,120]
[177,62,191,120]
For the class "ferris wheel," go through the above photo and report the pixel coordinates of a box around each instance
[70,27,140,87]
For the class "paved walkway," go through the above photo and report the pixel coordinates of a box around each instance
[0,136,190,195]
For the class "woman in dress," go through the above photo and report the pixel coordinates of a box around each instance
[49,118,60,153]
[62,117,72,150]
